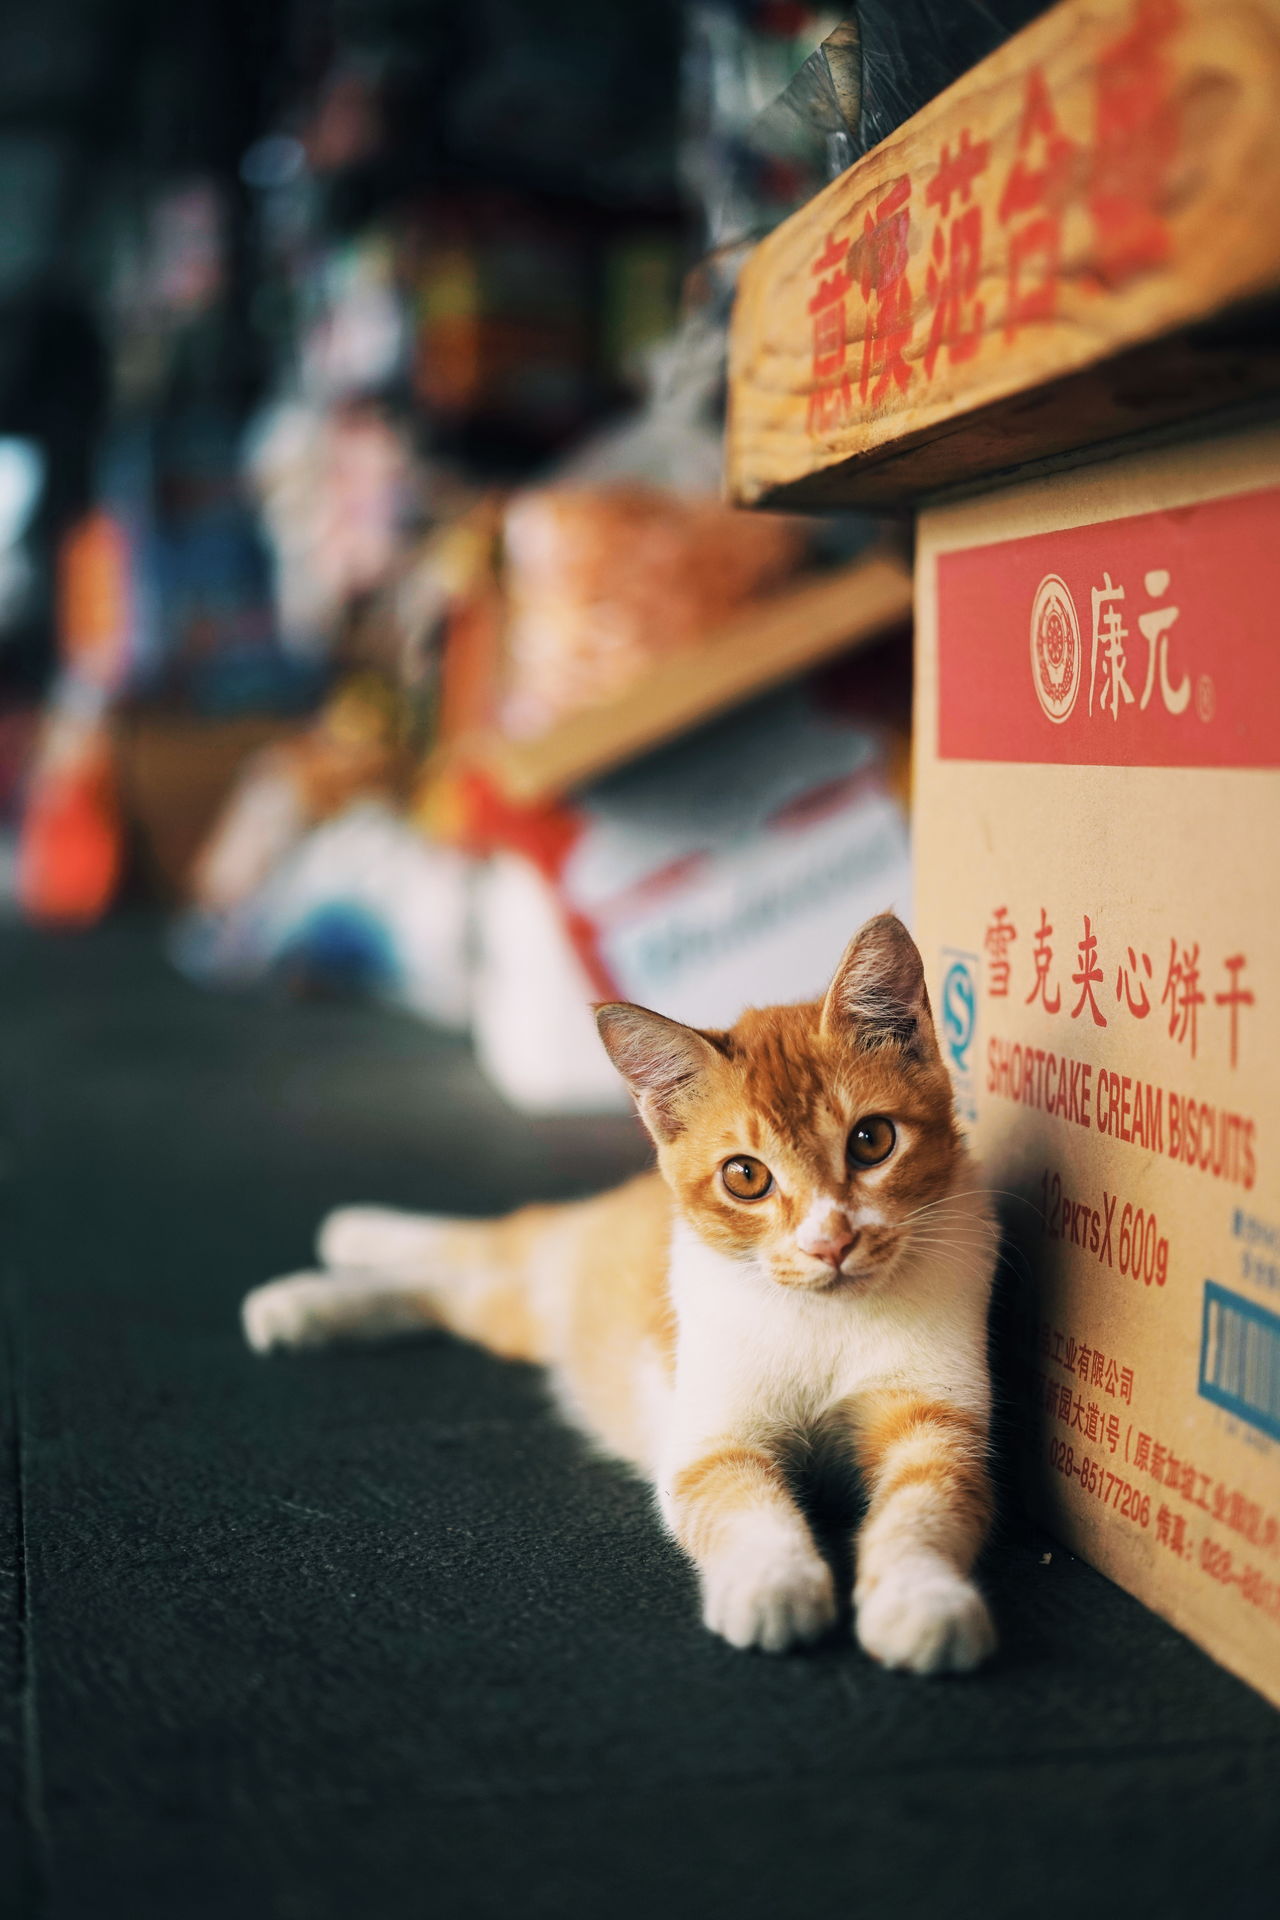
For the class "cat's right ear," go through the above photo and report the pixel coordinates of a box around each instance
[595,1003,723,1143]
[821,911,936,1058]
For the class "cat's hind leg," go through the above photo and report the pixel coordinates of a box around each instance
[244,1202,559,1362]
[317,1205,452,1278]
[242,1268,440,1353]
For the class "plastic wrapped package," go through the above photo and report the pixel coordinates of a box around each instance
[187,674,408,914]
[851,0,1052,161]
[471,661,911,1114]
[172,798,472,1029]
[683,2,1054,254]
[683,4,853,250]
[472,852,631,1116]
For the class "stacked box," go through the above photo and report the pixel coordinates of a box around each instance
[914,423,1280,1705]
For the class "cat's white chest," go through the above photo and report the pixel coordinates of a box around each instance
[661,1213,991,1475]
[666,1221,885,1444]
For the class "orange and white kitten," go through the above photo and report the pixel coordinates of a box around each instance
[243,913,998,1673]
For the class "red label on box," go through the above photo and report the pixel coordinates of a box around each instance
[937,485,1280,767]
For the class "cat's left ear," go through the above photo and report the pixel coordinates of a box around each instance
[595,1003,725,1143]
[821,912,938,1059]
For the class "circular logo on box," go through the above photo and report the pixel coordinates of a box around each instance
[1030,573,1080,724]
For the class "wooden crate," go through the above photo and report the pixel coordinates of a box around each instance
[728,0,1280,511]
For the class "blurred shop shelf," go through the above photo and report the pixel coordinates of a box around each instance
[727,0,1280,512]
[449,548,912,805]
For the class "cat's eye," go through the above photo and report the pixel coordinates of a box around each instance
[721,1155,774,1201]
[848,1116,896,1168]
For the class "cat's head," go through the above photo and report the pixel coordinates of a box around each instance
[596,913,961,1294]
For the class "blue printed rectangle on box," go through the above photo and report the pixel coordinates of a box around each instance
[1199,1283,1280,1444]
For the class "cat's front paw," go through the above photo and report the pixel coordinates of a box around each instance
[855,1559,996,1675]
[701,1525,837,1653]
[242,1273,341,1353]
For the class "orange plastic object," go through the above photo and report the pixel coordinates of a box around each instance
[17,729,123,926]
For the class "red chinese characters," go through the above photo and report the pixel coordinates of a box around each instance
[1070,916,1108,1027]
[998,69,1078,341]
[1025,907,1062,1014]
[805,230,855,435]
[1089,0,1182,288]
[851,176,914,407]
[1162,939,1204,1058]
[799,0,1189,429]
[923,129,991,378]
[1215,955,1255,1071]
[984,905,1017,996]
[992,902,1255,1068]
[1116,945,1154,1019]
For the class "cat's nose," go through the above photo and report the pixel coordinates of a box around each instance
[800,1217,859,1268]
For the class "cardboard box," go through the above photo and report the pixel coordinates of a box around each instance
[915,423,1280,1707]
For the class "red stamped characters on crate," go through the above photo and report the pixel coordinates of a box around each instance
[851,176,914,407]
[805,229,855,435]
[1038,1320,1135,1406]
[804,179,915,430]
[1134,1431,1280,1564]
[800,0,1191,429]
[923,130,991,377]
[998,69,1078,340]
[1089,0,1183,288]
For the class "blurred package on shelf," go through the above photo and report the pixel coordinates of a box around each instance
[132,411,318,717]
[466,655,910,1114]
[186,674,408,915]
[474,849,628,1114]
[170,666,468,1026]
[400,188,683,467]
[409,193,596,447]
[117,712,299,906]
[495,317,813,739]
[172,796,470,1027]
[501,483,807,738]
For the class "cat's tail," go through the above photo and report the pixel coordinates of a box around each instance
[241,1201,567,1361]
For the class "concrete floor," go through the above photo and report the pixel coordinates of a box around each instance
[2,916,1277,1920]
